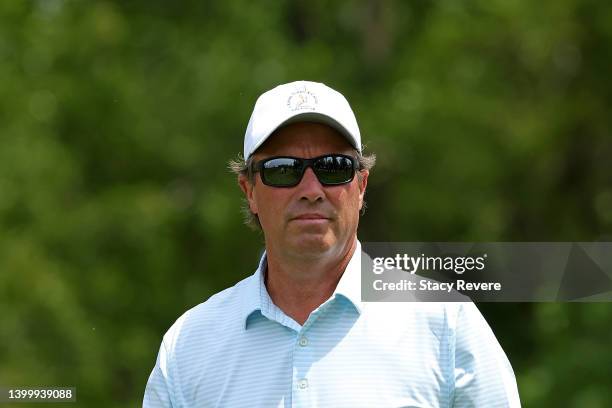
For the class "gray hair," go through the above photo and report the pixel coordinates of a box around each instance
[228,150,376,230]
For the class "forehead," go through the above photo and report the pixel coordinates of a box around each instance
[254,122,355,158]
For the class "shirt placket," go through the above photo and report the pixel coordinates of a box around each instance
[291,326,312,407]
[290,301,332,408]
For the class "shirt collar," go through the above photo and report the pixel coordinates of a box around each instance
[331,239,363,314]
[240,253,267,330]
[241,239,364,330]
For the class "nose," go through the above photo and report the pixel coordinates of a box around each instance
[297,167,325,203]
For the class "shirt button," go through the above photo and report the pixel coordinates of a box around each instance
[298,337,308,347]
[298,379,308,389]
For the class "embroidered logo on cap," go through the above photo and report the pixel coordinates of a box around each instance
[287,89,318,111]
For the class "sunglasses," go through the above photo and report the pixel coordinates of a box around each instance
[252,154,359,187]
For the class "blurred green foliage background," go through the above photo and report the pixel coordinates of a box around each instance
[1,0,611,406]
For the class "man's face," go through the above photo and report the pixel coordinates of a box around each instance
[239,122,368,260]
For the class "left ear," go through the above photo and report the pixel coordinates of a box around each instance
[357,170,369,210]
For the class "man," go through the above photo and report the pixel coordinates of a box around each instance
[143,81,521,407]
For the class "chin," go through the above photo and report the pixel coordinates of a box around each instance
[289,234,335,257]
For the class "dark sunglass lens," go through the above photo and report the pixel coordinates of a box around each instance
[262,158,302,186]
[314,156,355,185]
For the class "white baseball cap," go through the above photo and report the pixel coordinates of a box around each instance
[243,80,362,159]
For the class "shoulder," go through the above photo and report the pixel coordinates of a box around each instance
[160,274,255,355]
[363,301,474,340]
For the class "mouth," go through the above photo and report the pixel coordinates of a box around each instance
[290,213,331,224]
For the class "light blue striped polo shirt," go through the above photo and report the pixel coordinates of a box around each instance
[144,241,520,407]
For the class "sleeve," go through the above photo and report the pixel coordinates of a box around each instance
[143,339,174,408]
[451,303,521,407]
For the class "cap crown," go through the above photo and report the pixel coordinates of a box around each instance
[244,81,361,159]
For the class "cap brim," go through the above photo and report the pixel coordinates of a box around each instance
[249,112,359,157]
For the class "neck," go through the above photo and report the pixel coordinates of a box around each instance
[264,238,357,325]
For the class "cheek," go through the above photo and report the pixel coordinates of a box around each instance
[254,189,288,223]
[333,186,362,218]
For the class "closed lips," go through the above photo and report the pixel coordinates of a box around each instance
[292,214,329,220]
